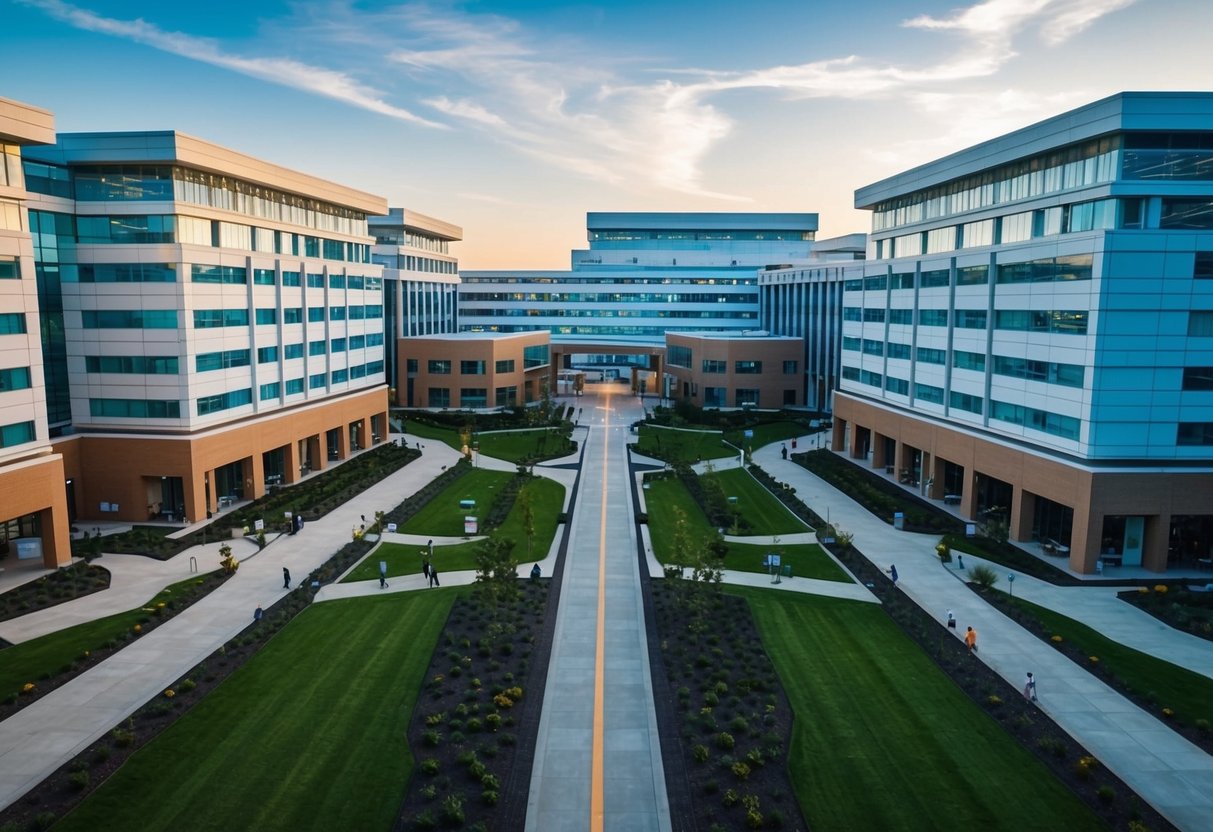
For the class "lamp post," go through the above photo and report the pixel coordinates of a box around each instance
[1008,572,1016,599]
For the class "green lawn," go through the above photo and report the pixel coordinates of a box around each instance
[704,468,810,536]
[403,419,462,452]
[636,425,733,464]
[475,428,573,463]
[344,475,565,582]
[735,588,1103,832]
[722,420,808,450]
[55,590,459,832]
[645,477,847,581]
[401,469,514,536]
[721,541,851,582]
[0,574,220,698]
[1000,591,1213,730]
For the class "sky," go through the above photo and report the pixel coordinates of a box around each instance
[4,0,1213,269]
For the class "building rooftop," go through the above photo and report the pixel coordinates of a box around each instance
[0,96,54,146]
[586,211,818,232]
[855,91,1213,208]
[369,207,463,241]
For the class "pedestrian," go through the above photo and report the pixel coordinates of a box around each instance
[530,563,541,582]
[428,539,434,559]
[422,556,431,581]
[946,609,956,630]
[781,443,788,460]
[379,564,388,590]
[361,514,366,526]
[887,564,899,584]
[1023,672,1037,701]
[965,625,978,652]
[429,565,440,587]
[282,566,290,589]
[254,604,263,622]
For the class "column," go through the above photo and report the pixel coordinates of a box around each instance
[283,440,301,484]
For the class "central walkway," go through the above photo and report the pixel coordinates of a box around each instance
[527,386,671,832]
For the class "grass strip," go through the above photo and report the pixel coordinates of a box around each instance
[400,469,514,536]
[705,468,810,536]
[732,587,1103,832]
[54,590,459,832]
[636,425,733,464]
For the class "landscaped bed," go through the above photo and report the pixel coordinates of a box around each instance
[636,424,734,464]
[0,562,111,623]
[0,571,230,719]
[703,468,811,536]
[979,586,1213,755]
[1119,582,1213,643]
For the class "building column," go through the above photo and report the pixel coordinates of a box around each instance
[283,441,301,484]
[928,456,945,500]
[1143,512,1170,572]
[334,425,350,460]
[38,505,71,568]
[1069,508,1096,574]
[184,472,206,526]
[309,434,326,472]
[244,454,265,500]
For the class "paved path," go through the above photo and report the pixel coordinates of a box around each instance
[0,437,458,812]
[756,437,1213,832]
[527,388,671,832]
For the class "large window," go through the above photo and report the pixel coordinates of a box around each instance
[197,388,252,416]
[428,360,451,374]
[523,344,549,368]
[702,359,726,373]
[90,398,181,419]
[916,347,945,365]
[667,345,692,368]
[192,309,247,329]
[461,360,486,375]
[950,391,983,414]
[196,349,250,372]
[255,308,277,325]
[918,309,948,327]
[1189,311,1213,337]
[994,310,1088,335]
[993,356,1084,387]
[495,359,515,373]
[85,309,178,329]
[915,383,944,404]
[85,355,179,374]
[73,165,174,200]
[495,386,518,407]
[78,263,178,283]
[0,257,17,280]
[0,366,32,391]
[1182,367,1213,390]
[991,401,1080,439]
[955,310,987,329]
[735,389,760,407]
[0,420,36,447]
[953,351,987,372]
[996,255,1092,284]
[461,388,488,407]
[1177,422,1213,446]
[258,346,279,364]
[429,387,451,408]
[191,265,247,285]
[735,360,762,374]
[919,268,949,288]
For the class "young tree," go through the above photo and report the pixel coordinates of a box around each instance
[518,484,536,561]
[474,535,519,614]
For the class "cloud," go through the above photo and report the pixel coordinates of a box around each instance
[16,0,446,129]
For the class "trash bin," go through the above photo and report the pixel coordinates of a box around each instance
[782,564,793,580]
[893,511,905,530]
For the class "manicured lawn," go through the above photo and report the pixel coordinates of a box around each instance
[722,420,808,450]
[55,590,459,832]
[404,419,462,452]
[344,475,566,582]
[0,573,220,698]
[721,541,851,583]
[1001,591,1213,730]
[704,468,810,536]
[475,428,573,463]
[400,469,514,536]
[636,425,733,464]
[734,587,1103,832]
[645,476,847,581]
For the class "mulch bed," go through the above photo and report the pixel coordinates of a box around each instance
[1119,585,1213,644]
[980,585,1213,757]
[648,583,806,832]
[393,580,557,831]
[830,545,1176,832]
[0,562,111,624]
[0,569,232,721]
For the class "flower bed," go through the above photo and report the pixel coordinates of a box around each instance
[1119,583,1213,643]
[0,562,111,623]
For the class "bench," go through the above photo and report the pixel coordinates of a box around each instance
[1100,554,1123,568]
[218,495,235,509]
[943,494,962,506]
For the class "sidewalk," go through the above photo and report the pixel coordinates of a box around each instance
[756,438,1213,832]
[0,436,459,812]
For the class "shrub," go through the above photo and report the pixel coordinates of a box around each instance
[68,770,90,792]
[441,793,465,826]
[715,732,735,750]
[423,730,442,747]
[482,790,499,806]
[722,788,740,808]
[731,761,751,780]
[1097,785,1116,804]
[420,758,441,776]
[969,564,998,589]
[692,744,710,763]
[111,728,135,748]
[1050,634,1064,644]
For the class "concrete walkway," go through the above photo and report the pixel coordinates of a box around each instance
[757,437,1213,832]
[0,435,459,812]
[527,388,671,832]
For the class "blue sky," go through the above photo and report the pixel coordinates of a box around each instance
[4,0,1213,268]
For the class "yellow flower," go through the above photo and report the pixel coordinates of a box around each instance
[21,683,35,694]
[163,689,175,698]
[1088,656,1099,664]
[1137,587,1149,595]
[156,601,166,609]
[133,624,143,634]
[1154,584,1168,594]
[1162,707,1175,718]
[1050,635,1063,643]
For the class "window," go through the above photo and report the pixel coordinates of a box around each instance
[77,263,178,283]
[955,310,987,329]
[196,389,252,415]
[919,269,950,288]
[997,255,1093,284]
[0,420,36,447]
[309,373,326,389]
[282,271,302,287]
[889,309,913,325]
[864,275,887,291]
[925,226,955,254]
[1,256,22,280]
[0,366,32,391]
[196,349,250,372]
[85,355,179,374]
[862,308,886,323]
[950,391,983,414]
[331,338,346,353]
[994,310,1088,335]
[915,383,944,404]
[962,219,994,248]
[192,309,247,329]
[307,273,325,288]
[255,308,277,325]
[735,389,760,407]
[843,337,860,352]
[918,309,948,327]
[461,388,488,407]
[495,386,518,407]
[85,310,178,329]
[258,346,279,364]
[349,335,365,350]
[916,347,945,365]
[862,339,883,356]
[1177,422,1213,446]
[523,344,549,368]
[887,343,910,360]
[1182,367,1213,390]
[957,265,989,286]
[285,378,305,395]
[843,306,862,322]
[191,265,247,285]
[259,382,280,401]
[991,401,1081,439]
[859,370,882,388]
[253,269,276,285]
[284,343,304,360]
[702,359,727,374]
[308,307,325,323]
[667,345,692,368]
[283,307,303,325]
[993,356,1083,387]
[1194,252,1213,279]
[429,360,451,374]
[735,360,762,374]
[844,278,863,292]
[704,387,726,407]
[495,359,515,373]
[329,274,347,289]
[309,340,326,356]
[429,387,451,408]
[1000,211,1033,243]
[90,398,181,419]
[782,360,798,374]
[461,360,486,375]
[885,376,909,395]
[953,351,986,372]
[329,306,346,321]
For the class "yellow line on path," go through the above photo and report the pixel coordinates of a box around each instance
[590,388,609,832]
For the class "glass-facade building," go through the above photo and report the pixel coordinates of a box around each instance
[825,92,1213,574]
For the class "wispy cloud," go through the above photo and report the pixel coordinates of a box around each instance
[16,0,446,129]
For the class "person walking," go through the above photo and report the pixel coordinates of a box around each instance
[282,566,291,589]
[946,609,956,630]
[781,443,788,460]
[530,563,541,582]
[379,564,388,590]
[887,564,899,584]
[422,557,431,582]
[1023,672,1037,701]
[429,565,440,588]
[964,625,978,653]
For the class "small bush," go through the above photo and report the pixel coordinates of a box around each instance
[1096,785,1116,804]
[692,744,710,763]
[68,770,90,792]
[969,564,998,589]
[715,732,735,751]
[420,758,441,776]
[441,793,465,826]
[731,761,751,780]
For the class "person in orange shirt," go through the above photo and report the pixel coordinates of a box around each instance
[964,626,978,652]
